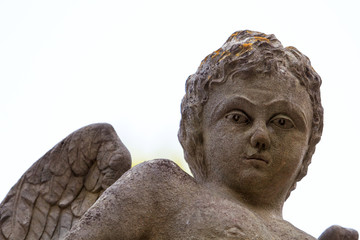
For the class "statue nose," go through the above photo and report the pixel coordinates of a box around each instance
[250,123,270,151]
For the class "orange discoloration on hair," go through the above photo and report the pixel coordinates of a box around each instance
[200,56,209,66]
[254,36,270,42]
[242,43,253,48]
[235,43,253,57]
[219,51,231,62]
[231,32,239,38]
[211,49,222,58]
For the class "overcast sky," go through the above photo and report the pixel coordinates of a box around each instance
[0,0,359,237]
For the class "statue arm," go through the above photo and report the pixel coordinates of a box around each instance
[318,225,358,240]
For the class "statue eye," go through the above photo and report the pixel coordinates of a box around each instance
[271,115,294,129]
[225,112,250,125]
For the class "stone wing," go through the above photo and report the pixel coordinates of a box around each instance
[0,123,131,240]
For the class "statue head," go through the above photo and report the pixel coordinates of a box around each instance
[178,30,323,197]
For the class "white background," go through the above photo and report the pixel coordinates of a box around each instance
[0,0,359,237]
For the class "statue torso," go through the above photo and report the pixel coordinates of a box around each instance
[142,160,316,240]
[150,190,315,240]
[72,159,316,240]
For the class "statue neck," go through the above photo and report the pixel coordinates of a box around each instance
[202,181,285,221]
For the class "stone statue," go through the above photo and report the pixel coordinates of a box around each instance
[0,30,357,240]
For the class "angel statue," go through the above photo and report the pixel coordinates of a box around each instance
[0,30,358,240]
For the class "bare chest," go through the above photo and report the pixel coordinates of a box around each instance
[151,200,315,240]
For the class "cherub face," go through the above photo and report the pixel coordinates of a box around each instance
[202,72,313,202]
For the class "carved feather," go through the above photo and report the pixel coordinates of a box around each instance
[70,189,98,217]
[40,205,60,240]
[0,178,38,240]
[52,207,73,240]
[0,123,131,240]
[24,196,50,240]
[84,163,101,192]
[58,176,83,208]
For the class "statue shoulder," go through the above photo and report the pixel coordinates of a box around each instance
[108,158,197,198]
[102,158,198,220]
[65,159,195,240]
[133,158,194,182]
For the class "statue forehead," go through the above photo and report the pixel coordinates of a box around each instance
[208,70,303,98]
[207,72,311,110]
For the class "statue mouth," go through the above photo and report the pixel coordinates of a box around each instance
[245,154,269,164]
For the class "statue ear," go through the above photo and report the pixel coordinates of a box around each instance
[179,116,207,181]
[188,129,208,181]
[287,150,311,199]
[195,138,207,180]
[296,148,312,183]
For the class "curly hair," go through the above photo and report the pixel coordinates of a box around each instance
[178,30,323,195]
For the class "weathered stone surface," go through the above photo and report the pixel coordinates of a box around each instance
[0,123,131,240]
[0,30,357,240]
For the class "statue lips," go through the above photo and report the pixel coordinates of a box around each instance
[244,154,270,165]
